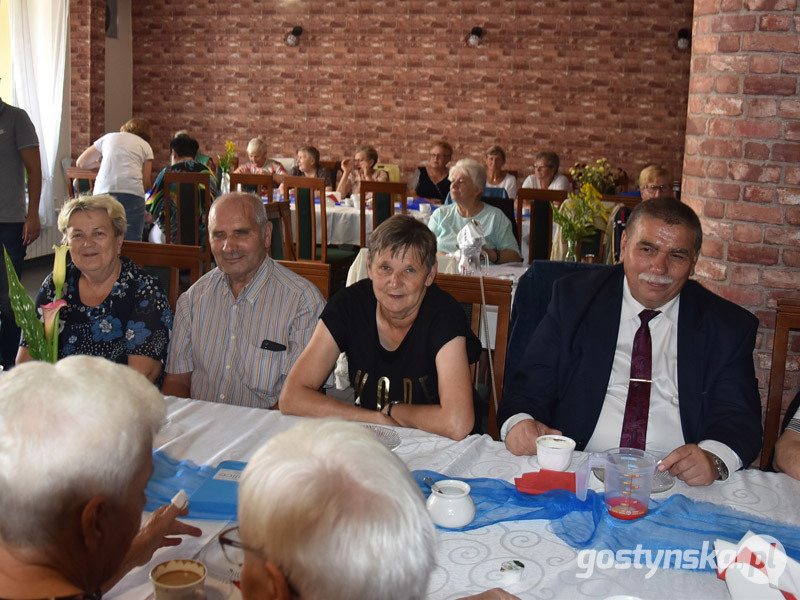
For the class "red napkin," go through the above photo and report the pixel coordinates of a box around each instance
[515,470,576,495]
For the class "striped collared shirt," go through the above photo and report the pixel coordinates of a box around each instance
[166,257,325,408]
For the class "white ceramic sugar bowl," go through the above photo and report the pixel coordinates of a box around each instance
[425,479,476,528]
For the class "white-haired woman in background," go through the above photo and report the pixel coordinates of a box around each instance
[0,356,200,598]
[234,137,287,176]
[427,158,521,264]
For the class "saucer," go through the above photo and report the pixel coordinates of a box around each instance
[361,424,401,450]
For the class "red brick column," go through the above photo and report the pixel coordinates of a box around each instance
[70,0,105,158]
[683,0,800,403]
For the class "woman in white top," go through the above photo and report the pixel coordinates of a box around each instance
[336,144,389,198]
[76,118,154,241]
[520,151,570,192]
[484,145,518,199]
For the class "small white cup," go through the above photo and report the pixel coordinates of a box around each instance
[329,191,342,203]
[426,479,476,528]
[419,202,432,214]
[536,434,576,471]
[149,559,207,600]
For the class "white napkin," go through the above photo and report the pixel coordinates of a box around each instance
[715,531,800,600]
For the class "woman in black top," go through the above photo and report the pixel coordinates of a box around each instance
[280,215,481,440]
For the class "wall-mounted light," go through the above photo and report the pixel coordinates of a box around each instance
[466,26,484,48]
[286,26,303,47]
[676,28,691,52]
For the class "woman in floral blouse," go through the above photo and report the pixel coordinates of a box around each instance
[17,195,172,383]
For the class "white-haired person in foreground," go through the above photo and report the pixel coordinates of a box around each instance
[0,356,201,599]
[233,419,518,600]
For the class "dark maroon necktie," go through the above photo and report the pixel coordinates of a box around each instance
[619,309,661,450]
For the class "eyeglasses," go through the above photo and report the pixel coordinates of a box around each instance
[534,163,554,170]
[219,526,246,567]
[644,184,671,192]
[219,527,301,597]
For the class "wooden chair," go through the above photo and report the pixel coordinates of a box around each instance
[374,163,401,182]
[761,298,800,469]
[162,171,213,269]
[264,201,296,261]
[65,167,98,198]
[515,188,568,263]
[229,172,274,199]
[358,181,408,247]
[121,241,202,310]
[277,259,331,300]
[434,273,513,440]
[602,193,643,210]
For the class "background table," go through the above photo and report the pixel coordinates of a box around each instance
[109,398,800,600]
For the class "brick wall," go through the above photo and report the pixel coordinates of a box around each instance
[70,0,106,157]
[683,0,800,407]
[124,0,693,186]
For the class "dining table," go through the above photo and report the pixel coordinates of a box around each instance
[108,397,800,600]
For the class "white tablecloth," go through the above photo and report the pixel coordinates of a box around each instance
[108,398,800,600]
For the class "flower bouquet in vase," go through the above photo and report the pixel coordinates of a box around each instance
[3,245,70,363]
[551,183,610,262]
[217,140,238,195]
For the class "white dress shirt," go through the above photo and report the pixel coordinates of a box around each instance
[502,279,741,478]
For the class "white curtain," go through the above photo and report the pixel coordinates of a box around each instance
[9,0,68,228]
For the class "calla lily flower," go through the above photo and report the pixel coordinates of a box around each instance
[52,245,70,299]
[41,299,67,341]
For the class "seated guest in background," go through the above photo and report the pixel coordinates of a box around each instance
[428,159,521,264]
[0,356,200,598]
[410,139,453,205]
[520,151,570,192]
[774,390,800,480]
[145,134,217,243]
[235,419,519,600]
[638,164,674,200]
[76,117,154,241]
[500,198,762,486]
[281,145,333,192]
[17,195,172,383]
[163,193,325,408]
[234,136,287,176]
[336,144,389,198]
[280,216,481,440]
[484,145,518,199]
[173,129,216,172]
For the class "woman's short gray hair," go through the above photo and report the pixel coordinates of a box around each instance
[238,419,436,600]
[485,145,506,162]
[58,194,127,242]
[449,158,486,193]
[247,137,268,155]
[368,214,437,272]
[0,356,165,549]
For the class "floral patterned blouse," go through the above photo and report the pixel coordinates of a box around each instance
[23,257,172,371]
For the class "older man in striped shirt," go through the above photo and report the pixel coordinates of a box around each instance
[162,193,325,408]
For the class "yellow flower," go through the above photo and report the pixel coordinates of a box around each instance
[52,245,70,300]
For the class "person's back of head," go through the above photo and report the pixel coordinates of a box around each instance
[238,419,436,600]
[0,356,164,551]
[170,135,200,160]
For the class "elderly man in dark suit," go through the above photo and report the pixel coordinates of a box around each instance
[499,197,762,486]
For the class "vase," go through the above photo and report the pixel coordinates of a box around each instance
[220,171,230,195]
[565,239,578,262]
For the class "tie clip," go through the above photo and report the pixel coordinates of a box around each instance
[630,378,653,383]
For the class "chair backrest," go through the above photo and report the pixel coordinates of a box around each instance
[602,193,643,210]
[264,200,296,261]
[482,195,519,244]
[505,261,609,386]
[162,171,213,268]
[121,241,202,310]
[229,172,274,199]
[281,175,327,262]
[761,298,800,469]
[277,259,331,300]
[434,273,513,440]
[358,181,408,247]
[482,187,509,199]
[65,167,98,198]
[516,188,568,263]
[374,163,401,182]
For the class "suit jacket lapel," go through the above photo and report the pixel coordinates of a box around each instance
[677,281,705,442]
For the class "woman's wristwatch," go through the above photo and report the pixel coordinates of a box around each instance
[386,400,402,418]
